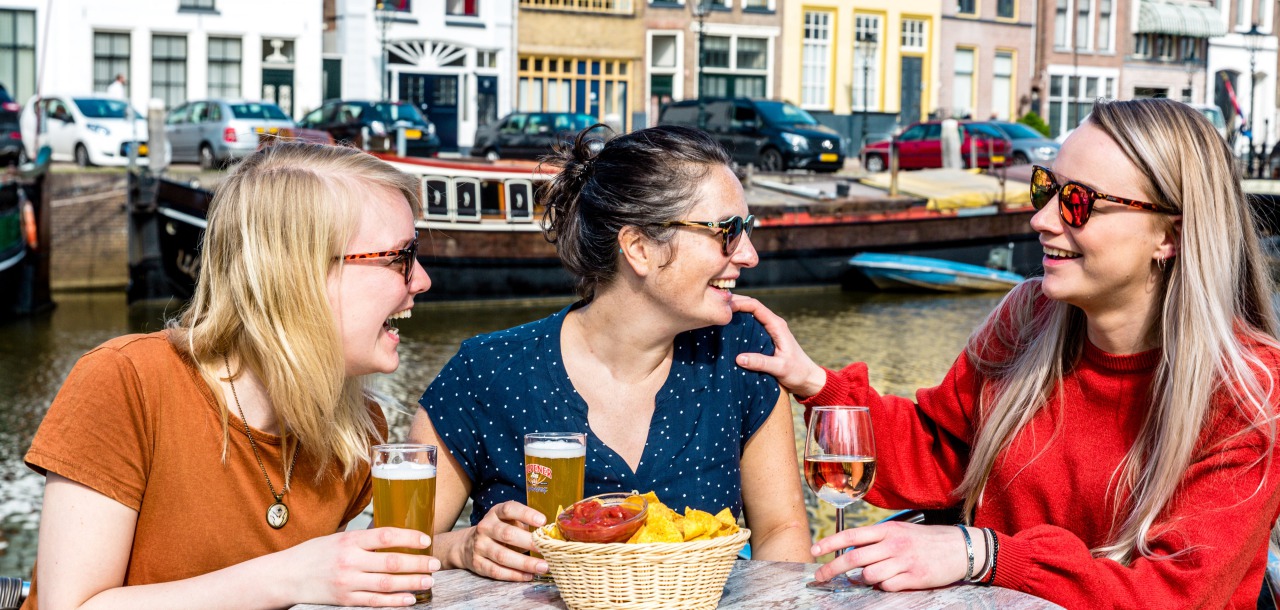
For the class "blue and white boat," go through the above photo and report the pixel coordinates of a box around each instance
[847,252,1024,293]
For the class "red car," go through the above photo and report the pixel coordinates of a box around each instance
[859,120,1011,172]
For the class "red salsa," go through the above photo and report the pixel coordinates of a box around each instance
[557,499,645,543]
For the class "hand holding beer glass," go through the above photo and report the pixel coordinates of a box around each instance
[524,432,586,582]
[804,406,876,592]
[372,444,438,603]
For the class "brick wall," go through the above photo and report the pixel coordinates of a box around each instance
[46,171,128,291]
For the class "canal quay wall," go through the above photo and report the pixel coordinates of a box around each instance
[47,170,129,291]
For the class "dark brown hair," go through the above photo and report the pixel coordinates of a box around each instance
[540,124,732,300]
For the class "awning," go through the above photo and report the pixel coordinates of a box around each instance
[1137,1,1227,37]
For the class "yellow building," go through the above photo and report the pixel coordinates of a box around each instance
[782,0,939,124]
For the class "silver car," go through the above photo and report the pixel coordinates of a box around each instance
[164,99,294,168]
[985,121,1060,165]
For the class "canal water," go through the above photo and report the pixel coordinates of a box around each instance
[0,287,1004,579]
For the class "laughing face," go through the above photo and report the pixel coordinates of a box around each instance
[648,164,759,329]
[328,186,431,377]
[1030,122,1176,319]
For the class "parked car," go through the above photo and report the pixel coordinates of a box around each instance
[983,121,1059,165]
[19,95,148,167]
[859,120,1011,172]
[659,98,844,172]
[1189,104,1229,142]
[165,99,294,169]
[470,111,598,161]
[297,100,440,157]
[0,99,22,166]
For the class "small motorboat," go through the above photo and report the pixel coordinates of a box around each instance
[847,252,1024,293]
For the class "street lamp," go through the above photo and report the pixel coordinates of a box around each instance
[690,0,709,97]
[855,32,877,156]
[375,1,395,101]
[1244,23,1265,176]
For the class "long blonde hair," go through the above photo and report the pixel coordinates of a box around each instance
[957,98,1279,564]
[171,143,422,479]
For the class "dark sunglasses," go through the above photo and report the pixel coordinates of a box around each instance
[339,233,418,284]
[1030,165,1165,228]
[657,214,756,255]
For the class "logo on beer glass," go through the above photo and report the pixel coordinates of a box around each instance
[526,463,553,493]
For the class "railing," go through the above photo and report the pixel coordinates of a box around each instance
[519,0,633,15]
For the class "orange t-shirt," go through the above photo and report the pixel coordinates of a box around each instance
[22,332,385,608]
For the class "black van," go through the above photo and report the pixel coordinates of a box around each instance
[658,98,844,172]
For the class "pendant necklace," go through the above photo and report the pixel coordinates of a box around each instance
[224,354,299,529]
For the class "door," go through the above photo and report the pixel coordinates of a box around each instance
[164,103,193,161]
[399,73,458,152]
[263,69,295,120]
[476,75,498,132]
[900,57,923,126]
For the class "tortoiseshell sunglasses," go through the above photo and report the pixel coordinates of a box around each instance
[1031,166,1167,228]
[655,214,756,255]
[338,233,418,284]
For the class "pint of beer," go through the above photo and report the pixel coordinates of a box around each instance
[372,443,437,603]
[524,432,586,580]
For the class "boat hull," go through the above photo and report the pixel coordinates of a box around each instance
[848,252,1025,293]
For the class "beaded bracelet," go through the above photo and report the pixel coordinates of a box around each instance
[955,524,975,581]
[983,528,1000,586]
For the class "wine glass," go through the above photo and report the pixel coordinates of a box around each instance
[804,405,876,592]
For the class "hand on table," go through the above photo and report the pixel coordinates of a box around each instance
[811,522,978,592]
[283,527,440,607]
[731,295,827,398]
[457,500,549,581]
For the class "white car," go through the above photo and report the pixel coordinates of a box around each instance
[20,95,149,167]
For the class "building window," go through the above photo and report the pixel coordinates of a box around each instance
[997,0,1015,18]
[701,36,769,98]
[953,47,974,118]
[517,56,632,130]
[957,0,976,16]
[152,35,187,109]
[446,0,478,16]
[702,36,730,69]
[207,37,241,99]
[1156,34,1176,60]
[1237,0,1249,28]
[180,0,216,9]
[0,10,35,103]
[1134,33,1150,58]
[801,10,832,109]
[736,37,767,70]
[992,51,1014,120]
[742,0,769,9]
[1076,0,1091,50]
[94,32,130,96]
[901,19,926,51]
[377,0,412,11]
[478,50,498,68]
[853,15,881,112]
[1180,37,1199,61]
[1097,0,1112,51]
[517,0,628,14]
[1047,73,1114,137]
[1055,0,1069,48]
[706,0,727,8]
[649,33,679,120]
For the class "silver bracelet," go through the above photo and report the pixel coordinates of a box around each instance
[955,524,975,581]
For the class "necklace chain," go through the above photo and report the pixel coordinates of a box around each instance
[223,354,298,505]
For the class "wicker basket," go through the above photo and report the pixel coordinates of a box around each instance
[531,527,751,610]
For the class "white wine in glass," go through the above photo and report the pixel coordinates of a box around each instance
[804,405,876,592]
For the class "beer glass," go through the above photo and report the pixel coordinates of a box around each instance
[524,431,586,581]
[804,406,876,592]
[372,443,437,603]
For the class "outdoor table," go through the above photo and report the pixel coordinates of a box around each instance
[292,559,1064,609]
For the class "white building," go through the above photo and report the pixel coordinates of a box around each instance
[1207,0,1276,158]
[325,0,515,153]
[0,0,323,120]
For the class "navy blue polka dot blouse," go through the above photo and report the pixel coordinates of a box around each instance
[419,303,781,525]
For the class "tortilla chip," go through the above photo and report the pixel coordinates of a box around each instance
[634,511,683,543]
[543,524,565,541]
[682,508,720,541]
[713,508,740,537]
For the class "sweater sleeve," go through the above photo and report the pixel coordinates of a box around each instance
[992,400,1280,609]
[800,351,980,510]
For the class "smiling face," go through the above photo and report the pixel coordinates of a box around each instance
[646,164,759,329]
[1029,122,1176,319]
[327,186,431,377]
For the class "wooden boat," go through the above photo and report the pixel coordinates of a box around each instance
[128,153,1044,303]
[847,252,1024,292]
[0,146,53,317]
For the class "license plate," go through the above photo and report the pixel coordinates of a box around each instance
[404,129,422,139]
[255,126,280,135]
[138,144,148,156]
[819,153,838,162]
[991,155,1005,163]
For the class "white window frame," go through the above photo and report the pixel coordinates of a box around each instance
[853,14,882,113]
[701,23,776,100]
[1075,0,1094,51]
[992,50,1014,120]
[801,10,832,110]
[901,18,927,52]
[953,46,975,119]
[1055,0,1072,50]
[1046,65,1118,136]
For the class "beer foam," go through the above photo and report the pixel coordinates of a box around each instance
[373,462,437,480]
[525,440,586,459]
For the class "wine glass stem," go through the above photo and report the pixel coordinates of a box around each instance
[834,506,845,558]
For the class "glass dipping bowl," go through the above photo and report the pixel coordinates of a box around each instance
[556,492,649,544]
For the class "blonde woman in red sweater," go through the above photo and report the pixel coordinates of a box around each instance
[734,97,1280,608]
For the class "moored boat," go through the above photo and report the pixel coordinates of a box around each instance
[0,146,53,318]
[847,252,1024,293]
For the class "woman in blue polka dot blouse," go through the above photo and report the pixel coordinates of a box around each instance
[410,125,812,581]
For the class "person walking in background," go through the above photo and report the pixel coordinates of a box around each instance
[22,143,438,609]
[412,125,812,581]
[105,74,126,98]
[734,98,1280,608]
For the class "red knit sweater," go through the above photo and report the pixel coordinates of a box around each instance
[803,324,1280,609]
